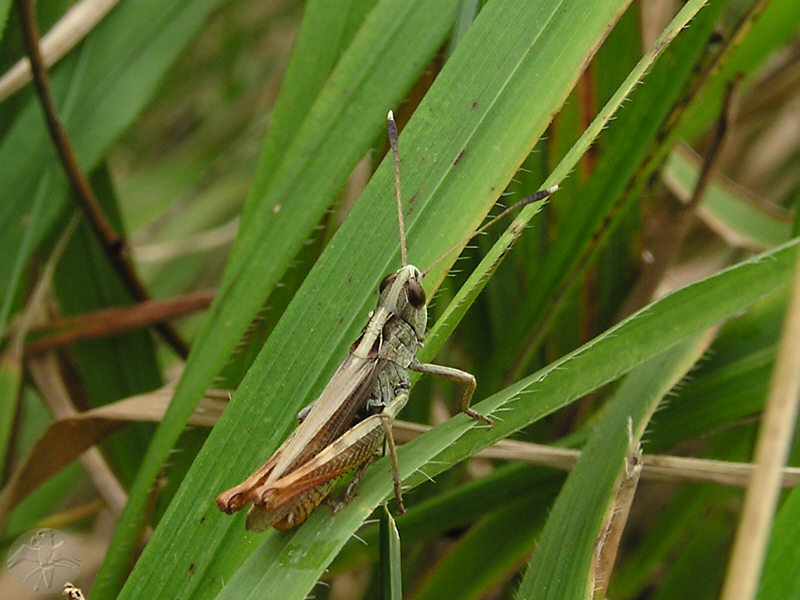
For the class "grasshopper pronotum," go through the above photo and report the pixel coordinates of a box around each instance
[216,112,556,531]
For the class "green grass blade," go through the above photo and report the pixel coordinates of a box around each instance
[0,390,86,540]
[408,494,547,600]
[0,172,49,331]
[333,465,563,575]
[483,0,728,383]
[517,335,711,598]
[216,240,798,600]
[664,146,792,249]
[0,355,20,477]
[645,289,787,452]
[113,2,634,599]
[421,0,709,364]
[609,485,716,597]
[53,166,161,486]
[240,0,378,224]
[0,1,11,46]
[379,504,403,600]
[678,0,800,142]
[758,483,800,598]
[95,2,463,597]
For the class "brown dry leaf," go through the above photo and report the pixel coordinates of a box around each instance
[0,386,226,518]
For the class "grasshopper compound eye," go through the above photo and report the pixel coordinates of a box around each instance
[406,279,426,309]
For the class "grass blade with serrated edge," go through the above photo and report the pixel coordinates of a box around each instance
[216,240,799,600]
[482,0,728,386]
[518,335,712,599]
[118,2,636,600]
[101,2,463,598]
[420,0,709,364]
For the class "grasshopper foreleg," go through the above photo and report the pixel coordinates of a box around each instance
[409,359,491,426]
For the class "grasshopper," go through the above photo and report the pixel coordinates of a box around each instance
[216,112,556,531]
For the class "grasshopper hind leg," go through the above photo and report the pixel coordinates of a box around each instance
[246,479,339,532]
[332,384,408,515]
[243,367,411,532]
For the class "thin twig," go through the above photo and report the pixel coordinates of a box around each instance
[23,290,214,356]
[15,0,190,358]
[392,421,800,489]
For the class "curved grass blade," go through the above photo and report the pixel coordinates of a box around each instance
[517,335,711,599]
[94,2,463,597]
[213,240,799,597]
[115,2,636,599]
[421,0,710,363]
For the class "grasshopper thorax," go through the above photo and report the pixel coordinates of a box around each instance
[377,264,427,340]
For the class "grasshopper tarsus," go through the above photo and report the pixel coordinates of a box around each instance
[325,495,346,515]
[216,491,245,514]
[333,457,374,513]
[464,407,494,428]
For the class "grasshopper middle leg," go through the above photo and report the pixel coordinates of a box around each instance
[409,359,491,426]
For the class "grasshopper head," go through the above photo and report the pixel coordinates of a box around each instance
[378,264,427,339]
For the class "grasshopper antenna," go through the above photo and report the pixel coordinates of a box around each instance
[387,111,408,267]
[422,184,559,277]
